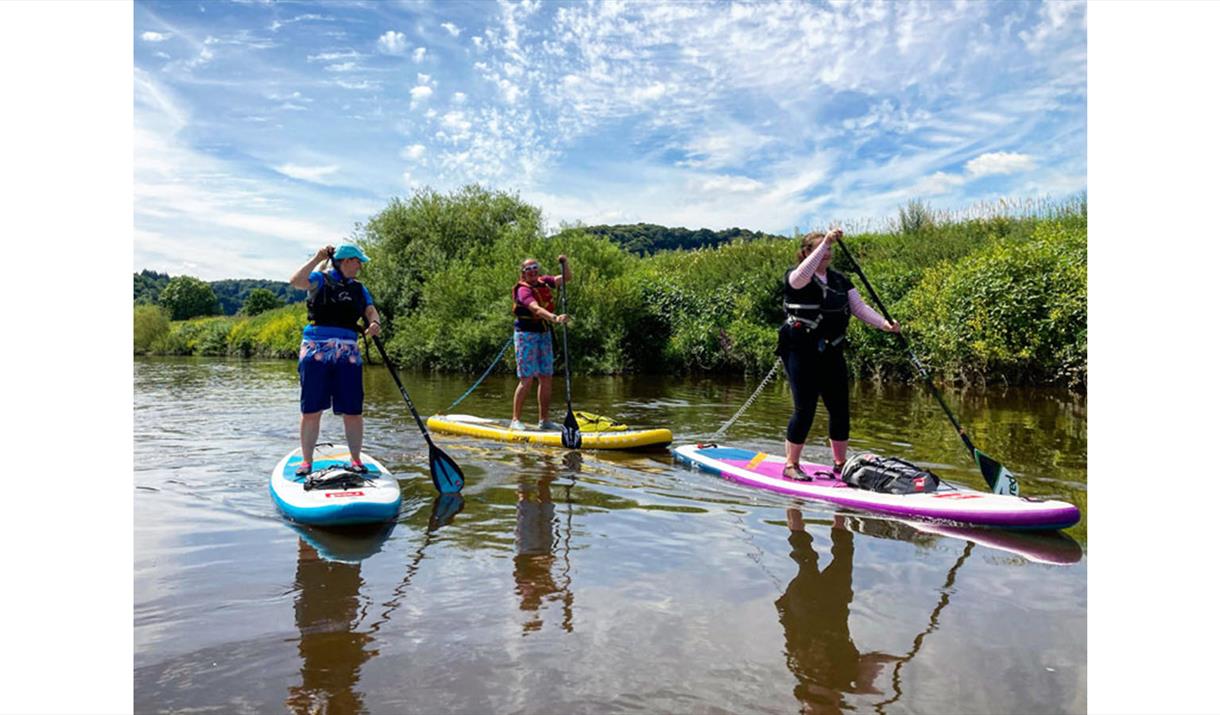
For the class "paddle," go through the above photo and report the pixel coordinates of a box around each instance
[557,275,582,449]
[835,238,1020,496]
[369,334,465,494]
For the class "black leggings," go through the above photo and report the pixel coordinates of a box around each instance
[779,333,850,444]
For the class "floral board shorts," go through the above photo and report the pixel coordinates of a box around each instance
[513,329,554,378]
[298,338,364,414]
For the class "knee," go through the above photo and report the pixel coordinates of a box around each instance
[519,377,535,388]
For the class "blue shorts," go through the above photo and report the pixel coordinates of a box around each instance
[298,338,364,415]
[514,329,554,378]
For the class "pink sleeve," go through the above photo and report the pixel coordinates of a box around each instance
[543,275,559,287]
[848,289,890,329]
[788,242,829,289]
[515,285,536,305]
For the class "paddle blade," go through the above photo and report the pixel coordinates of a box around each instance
[428,443,465,494]
[428,493,465,530]
[976,449,1019,496]
[561,409,582,449]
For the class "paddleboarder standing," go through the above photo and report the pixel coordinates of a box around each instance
[510,255,572,432]
[778,229,899,481]
[289,244,381,476]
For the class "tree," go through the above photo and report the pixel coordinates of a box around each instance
[239,288,283,316]
[134,269,170,304]
[159,276,220,320]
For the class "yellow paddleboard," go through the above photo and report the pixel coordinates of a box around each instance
[426,414,672,451]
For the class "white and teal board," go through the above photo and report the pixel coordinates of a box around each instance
[270,444,402,526]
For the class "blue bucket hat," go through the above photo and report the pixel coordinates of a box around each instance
[333,243,370,263]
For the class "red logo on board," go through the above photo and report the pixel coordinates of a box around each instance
[326,491,364,498]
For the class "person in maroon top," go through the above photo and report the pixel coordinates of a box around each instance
[510,256,572,431]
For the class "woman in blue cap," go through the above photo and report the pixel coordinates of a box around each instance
[289,243,382,476]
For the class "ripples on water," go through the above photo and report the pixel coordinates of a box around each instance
[135,357,1086,714]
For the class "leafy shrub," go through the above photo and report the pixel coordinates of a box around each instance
[133,304,170,354]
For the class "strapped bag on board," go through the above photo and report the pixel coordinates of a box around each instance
[841,454,941,494]
[573,411,628,432]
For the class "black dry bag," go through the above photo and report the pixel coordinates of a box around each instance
[841,454,940,494]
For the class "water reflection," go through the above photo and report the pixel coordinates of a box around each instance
[285,496,463,714]
[285,533,378,714]
[773,510,1064,714]
[777,510,900,714]
[512,451,579,635]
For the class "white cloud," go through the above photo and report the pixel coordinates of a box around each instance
[680,126,778,170]
[413,47,427,62]
[401,144,426,160]
[141,31,170,42]
[909,171,966,196]
[335,79,377,90]
[966,151,1035,177]
[1019,0,1084,51]
[307,50,359,62]
[440,111,471,136]
[377,30,408,55]
[695,174,765,194]
[410,85,433,103]
[631,82,667,102]
[273,163,340,183]
[441,22,462,37]
[453,92,467,104]
[325,62,357,72]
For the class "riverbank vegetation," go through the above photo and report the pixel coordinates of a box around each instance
[134,185,1087,390]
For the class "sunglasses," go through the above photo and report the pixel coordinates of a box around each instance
[523,264,541,271]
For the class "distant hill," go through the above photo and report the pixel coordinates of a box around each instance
[580,223,789,255]
[134,270,306,316]
[210,279,308,315]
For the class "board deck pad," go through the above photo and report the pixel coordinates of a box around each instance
[673,444,1079,531]
[282,452,384,480]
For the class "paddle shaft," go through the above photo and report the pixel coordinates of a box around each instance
[834,239,977,456]
[558,280,574,409]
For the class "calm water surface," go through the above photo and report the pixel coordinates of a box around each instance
[134,357,1086,714]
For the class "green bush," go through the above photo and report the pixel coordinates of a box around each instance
[903,218,1087,387]
[226,303,307,358]
[133,304,170,354]
[159,275,221,320]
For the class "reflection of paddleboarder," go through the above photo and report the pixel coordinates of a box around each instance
[284,540,373,714]
[513,455,575,634]
[285,495,463,713]
[776,509,898,714]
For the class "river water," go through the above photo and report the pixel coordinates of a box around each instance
[134,356,1086,714]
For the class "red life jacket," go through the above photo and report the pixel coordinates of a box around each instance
[512,279,554,332]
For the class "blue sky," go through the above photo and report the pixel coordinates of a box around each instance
[134,0,1086,280]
